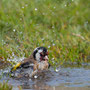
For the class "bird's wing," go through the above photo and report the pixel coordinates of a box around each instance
[11,54,36,72]
[11,62,22,71]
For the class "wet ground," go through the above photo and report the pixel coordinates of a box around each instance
[0,63,90,90]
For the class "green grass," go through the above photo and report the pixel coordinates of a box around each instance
[0,81,12,90]
[0,81,22,90]
[0,0,90,66]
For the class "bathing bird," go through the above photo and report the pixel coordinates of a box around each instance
[11,47,49,77]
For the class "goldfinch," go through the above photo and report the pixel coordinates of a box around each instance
[11,47,49,77]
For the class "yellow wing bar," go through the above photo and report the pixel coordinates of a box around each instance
[11,62,21,71]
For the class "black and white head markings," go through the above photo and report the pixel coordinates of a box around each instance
[33,47,49,62]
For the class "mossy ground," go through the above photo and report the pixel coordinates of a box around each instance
[0,0,90,67]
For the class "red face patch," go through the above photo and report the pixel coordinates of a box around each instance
[40,51,49,61]
[46,51,49,55]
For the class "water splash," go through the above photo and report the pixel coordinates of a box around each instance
[65,4,67,7]
[55,67,61,72]
[41,38,44,41]
[25,4,28,7]
[35,8,37,11]
[52,43,55,46]
[7,55,25,64]
[13,29,16,32]
[52,26,54,29]
[20,18,22,20]
[54,6,56,9]
[34,75,38,79]
[51,58,55,64]
[20,32,22,34]
[48,45,50,48]
[12,52,15,57]
[22,6,24,9]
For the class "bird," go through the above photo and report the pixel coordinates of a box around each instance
[11,47,49,77]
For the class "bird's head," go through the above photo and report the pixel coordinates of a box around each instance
[33,47,49,62]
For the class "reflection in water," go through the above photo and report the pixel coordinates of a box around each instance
[21,82,51,90]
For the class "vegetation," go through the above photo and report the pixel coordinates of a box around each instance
[0,81,22,90]
[0,81,12,90]
[0,0,90,66]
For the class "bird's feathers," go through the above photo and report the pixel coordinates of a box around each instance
[10,47,49,77]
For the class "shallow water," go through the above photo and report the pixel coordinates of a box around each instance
[0,64,90,90]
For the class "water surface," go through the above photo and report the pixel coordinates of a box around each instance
[0,64,90,90]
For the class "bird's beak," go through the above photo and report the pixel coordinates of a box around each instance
[44,56,49,61]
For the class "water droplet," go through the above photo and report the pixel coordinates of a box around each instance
[10,48,12,51]
[48,45,50,48]
[34,75,38,78]
[20,58,23,61]
[10,56,12,59]
[20,32,22,34]
[65,4,67,7]
[29,79,31,81]
[41,38,44,41]
[25,4,28,7]
[20,18,22,20]
[13,29,16,32]
[52,43,55,46]
[35,8,37,11]
[54,6,56,9]
[12,52,14,56]
[22,6,24,8]
[52,12,55,15]
[43,13,45,15]
[52,26,54,29]
[8,59,11,62]
[52,58,54,60]
[55,68,59,72]
[3,42,6,45]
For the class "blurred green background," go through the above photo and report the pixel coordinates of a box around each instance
[0,0,90,66]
